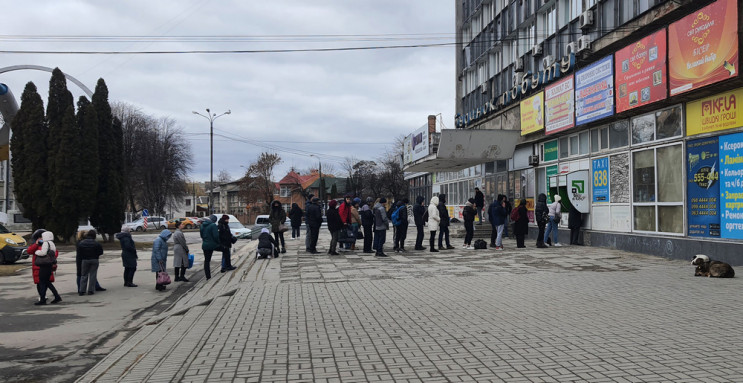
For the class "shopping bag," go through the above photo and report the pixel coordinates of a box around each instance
[187,254,194,269]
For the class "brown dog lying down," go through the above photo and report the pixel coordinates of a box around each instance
[691,255,735,278]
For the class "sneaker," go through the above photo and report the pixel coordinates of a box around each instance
[466,246,474,250]
[462,245,468,249]
[495,246,504,251]
[554,243,562,247]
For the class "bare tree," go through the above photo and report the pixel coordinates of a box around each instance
[216,169,232,183]
[244,152,281,212]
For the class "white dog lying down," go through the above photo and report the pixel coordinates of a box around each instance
[691,254,735,278]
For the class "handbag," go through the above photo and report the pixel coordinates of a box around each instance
[339,227,356,243]
[156,262,171,285]
[554,212,562,224]
[278,223,289,233]
[34,246,56,266]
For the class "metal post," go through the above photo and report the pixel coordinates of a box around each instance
[192,108,230,217]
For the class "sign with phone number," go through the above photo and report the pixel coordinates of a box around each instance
[592,157,609,203]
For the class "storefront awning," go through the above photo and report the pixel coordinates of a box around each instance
[403,129,521,172]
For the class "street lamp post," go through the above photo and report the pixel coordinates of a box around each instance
[192,108,231,215]
[310,154,323,208]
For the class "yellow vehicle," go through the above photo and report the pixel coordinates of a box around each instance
[0,223,28,264]
[167,217,199,229]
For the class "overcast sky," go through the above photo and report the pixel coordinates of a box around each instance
[1,0,455,182]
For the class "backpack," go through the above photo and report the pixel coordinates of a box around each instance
[510,207,520,222]
[391,206,404,226]
[473,239,487,249]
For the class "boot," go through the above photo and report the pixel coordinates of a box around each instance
[180,267,190,282]
[174,269,182,282]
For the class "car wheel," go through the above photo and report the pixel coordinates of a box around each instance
[136,227,143,232]
[186,224,192,229]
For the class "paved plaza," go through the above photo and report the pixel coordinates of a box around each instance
[78,229,743,382]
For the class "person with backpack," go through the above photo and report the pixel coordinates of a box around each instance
[534,193,549,248]
[412,196,427,250]
[462,198,476,249]
[29,229,61,305]
[360,197,375,254]
[427,196,441,252]
[392,198,409,252]
[488,195,507,250]
[513,199,529,248]
[437,194,454,250]
[373,197,390,257]
[544,194,563,246]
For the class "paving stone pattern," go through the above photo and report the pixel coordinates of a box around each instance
[79,228,743,382]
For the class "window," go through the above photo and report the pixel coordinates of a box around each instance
[185,198,192,207]
[592,120,629,153]
[571,0,584,20]
[280,185,292,197]
[632,143,684,233]
[631,105,683,145]
[559,132,590,158]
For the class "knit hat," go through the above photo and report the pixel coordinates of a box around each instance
[121,225,131,233]
[221,214,230,221]
[328,200,337,208]
[353,197,361,204]
[261,228,270,234]
[366,197,373,203]
[554,195,562,203]
[209,214,218,222]
[379,197,387,204]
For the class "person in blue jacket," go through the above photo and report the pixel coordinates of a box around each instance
[488,195,507,250]
[151,229,172,291]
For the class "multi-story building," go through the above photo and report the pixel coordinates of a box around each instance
[411,0,743,263]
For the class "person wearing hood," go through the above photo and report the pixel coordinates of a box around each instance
[544,194,563,246]
[514,199,529,248]
[372,197,389,257]
[28,229,61,305]
[200,214,220,280]
[534,193,549,248]
[412,196,427,251]
[257,228,278,259]
[218,214,238,271]
[78,229,104,295]
[474,187,485,225]
[360,197,375,254]
[437,194,454,250]
[269,200,287,254]
[338,194,354,251]
[568,204,583,246]
[116,226,138,287]
[427,196,441,252]
[326,199,342,255]
[393,198,409,252]
[306,197,323,254]
[172,221,191,282]
[288,202,303,240]
[303,194,314,248]
[151,229,172,291]
[488,195,507,250]
[462,199,476,249]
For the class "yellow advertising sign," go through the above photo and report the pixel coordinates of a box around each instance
[520,91,544,136]
[686,87,743,136]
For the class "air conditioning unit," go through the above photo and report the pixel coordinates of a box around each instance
[580,10,594,29]
[542,55,555,70]
[531,43,543,56]
[578,35,592,52]
[528,155,540,166]
[565,41,578,56]
[515,57,524,71]
[481,82,488,94]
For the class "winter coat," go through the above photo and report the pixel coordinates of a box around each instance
[200,220,220,252]
[218,220,234,249]
[269,203,287,233]
[373,202,389,231]
[151,229,172,272]
[534,194,549,225]
[257,231,278,250]
[568,206,583,229]
[474,190,484,210]
[427,196,440,228]
[514,204,529,235]
[396,204,409,227]
[306,201,323,228]
[413,196,426,227]
[548,200,562,218]
[360,204,374,227]
[172,228,190,268]
[463,203,476,224]
[116,231,138,268]
[29,235,58,284]
[338,201,353,224]
[326,207,343,232]
[288,203,303,227]
[77,237,103,260]
[488,198,507,226]
[437,195,450,228]
[350,206,361,225]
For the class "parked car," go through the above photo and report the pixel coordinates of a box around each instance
[167,217,199,229]
[254,215,292,227]
[122,216,167,232]
[0,223,28,264]
[188,217,203,227]
[214,214,251,239]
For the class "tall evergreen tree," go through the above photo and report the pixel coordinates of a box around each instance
[10,82,48,230]
[77,96,99,218]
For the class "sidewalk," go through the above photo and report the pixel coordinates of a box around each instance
[78,228,743,382]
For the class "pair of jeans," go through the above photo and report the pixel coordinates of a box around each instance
[464,221,474,245]
[203,249,213,279]
[495,224,504,247]
[415,224,424,248]
[544,216,559,244]
[221,247,232,270]
[438,226,450,248]
[79,259,99,293]
[476,207,483,223]
[373,230,386,252]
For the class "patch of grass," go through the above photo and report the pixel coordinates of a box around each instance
[0,264,27,276]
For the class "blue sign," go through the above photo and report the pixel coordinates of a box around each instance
[142,209,149,217]
[592,157,609,203]
[687,137,720,237]
[719,132,743,239]
[575,55,614,125]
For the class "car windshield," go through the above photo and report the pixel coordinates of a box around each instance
[228,221,245,229]
[0,224,10,234]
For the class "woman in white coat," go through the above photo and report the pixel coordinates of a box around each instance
[427,196,441,252]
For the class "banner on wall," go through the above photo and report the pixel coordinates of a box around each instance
[669,0,738,96]
[576,55,614,125]
[687,137,721,237]
[719,132,743,239]
[520,92,544,136]
[543,140,558,162]
[567,170,590,213]
[592,157,610,203]
[615,29,668,113]
[402,123,430,164]
[546,165,558,203]
[545,75,575,134]
[686,87,743,136]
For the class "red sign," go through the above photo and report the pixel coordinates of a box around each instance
[615,29,667,113]
[669,0,738,96]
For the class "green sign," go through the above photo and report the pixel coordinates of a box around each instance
[546,165,558,203]
[544,140,558,162]
[572,180,584,194]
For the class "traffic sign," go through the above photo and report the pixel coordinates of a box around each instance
[142,209,149,217]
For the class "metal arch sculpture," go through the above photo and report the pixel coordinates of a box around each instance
[0,65,94,98]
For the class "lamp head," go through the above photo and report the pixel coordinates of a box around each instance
[225,110,231,115]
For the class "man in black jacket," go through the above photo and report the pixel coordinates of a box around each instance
[306,197,323,254]
[218,215,236,272]
[437,194,454,250]
[360,197,375,253]
[474,187,485,225]
[412,195,427,250]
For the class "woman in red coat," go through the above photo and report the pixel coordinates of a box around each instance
[28,229,61,305]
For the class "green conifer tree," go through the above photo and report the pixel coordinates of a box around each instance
[77,96,99,218]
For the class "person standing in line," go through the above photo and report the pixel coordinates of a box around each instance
[534,193,549,248]
[350,198,362,251]
[462,199,476,249]
[412,196,427,251]
[338,194,353,251]
[474,187,485,225]
[488,195,507,250]
[326,199,342,255]
[288,202,303,240]
[388,199,399,251]
[514,199,529,248]
[151,229,172,291]
[172,221,190,282]
[304,194,314,249]
[427,196,440,252]
[393,198,409,252]
[269,200,287,254]
[503,195,512,238]
[306,197,323,254]
[218,215,238,270]
[373,197,389,257]
[437,194,454,250]
[78,230,104,295]
[544,194,563,246]
[75,230,106,293]
[568,205,583,245]
[29,230,61,305]
[199,214,220,280]
[116,226,138,287]
[360,197,375,254]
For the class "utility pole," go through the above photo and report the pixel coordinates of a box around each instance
[192,108,230,215]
